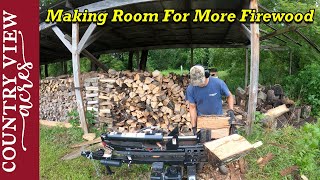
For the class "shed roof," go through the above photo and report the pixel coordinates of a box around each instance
[40,0,251,64]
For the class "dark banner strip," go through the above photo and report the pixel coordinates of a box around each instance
[1,1,39,179]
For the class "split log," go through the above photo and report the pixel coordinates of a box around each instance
[83,133,96,141]
[61,143,102,161]
[257,153,274,168]
[204,134,262,166]
[261,104,290,128]
[40,120,72,128]
[70,138,101,148]
[280,166,299,176]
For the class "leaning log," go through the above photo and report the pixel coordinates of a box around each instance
[261,104,290,128]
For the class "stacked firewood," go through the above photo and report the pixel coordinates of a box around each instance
[98,69,191,133]
[235,84,312,128]
[40,76,77,121]
[40,72,100,122]
[84,77,100,122]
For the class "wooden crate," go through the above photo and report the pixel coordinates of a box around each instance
[204,134,261,166]
[197,116,230,139]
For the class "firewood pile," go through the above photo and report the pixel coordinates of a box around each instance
[40,70,313,132]
[97,69,190,132]
[40,70,191,132]
[40,72,102,122]
[235,84,312,129]
[40,76,78,121]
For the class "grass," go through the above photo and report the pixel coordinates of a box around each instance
[40,126,150,180]
[161,69,189,76]
[242,120,320,180]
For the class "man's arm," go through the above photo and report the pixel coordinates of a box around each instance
[227,91,234,110]
[189,103,197,128]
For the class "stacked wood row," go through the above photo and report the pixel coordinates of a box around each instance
[40,76,77,121]
[40,72,101,122]
[84,77,100,122]
[98,69,191,133]
[235,84,313,128]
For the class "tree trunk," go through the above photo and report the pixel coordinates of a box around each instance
[128,51,134,71]
[45,64,48,77]
[139,50,148,71]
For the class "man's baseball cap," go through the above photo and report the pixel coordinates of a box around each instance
[190,65,205,86]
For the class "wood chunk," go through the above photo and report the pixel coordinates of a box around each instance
[152,70,161,77]
[100,78,116,83]
[204,134,258,165]
[238,158,247,174]
[257,153,274,168]
[40,120,72,128]
[210,128,230,139]
[70,138,101,148]
[85,86,99,91]
[145,77,154,84]
[280,166,299,176]
[83,133,96,141]
[197,116,230,129]
[61,143,102,161]
[228,163,237,180]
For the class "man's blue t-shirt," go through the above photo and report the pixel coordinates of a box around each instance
[186,77,230,115]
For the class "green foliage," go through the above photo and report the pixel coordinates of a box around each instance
[67,109,96,128]
[244,120,320,179]
[99,54,126,71]
[284,63,320,115]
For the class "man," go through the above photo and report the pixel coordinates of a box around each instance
[186,65,234,174]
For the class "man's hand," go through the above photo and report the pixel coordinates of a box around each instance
[227,109,235,124]
[192,127,197,135]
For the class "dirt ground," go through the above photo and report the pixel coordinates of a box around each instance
[197,161,246,180]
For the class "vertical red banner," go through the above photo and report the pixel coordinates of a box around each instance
[0,1,39,179]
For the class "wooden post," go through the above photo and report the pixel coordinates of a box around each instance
[72,23,88,134]
[246,0,260,135]
[136,51,140,70]
[289,51,292,75]
[45,64,48,77]
[245,48,249,88]
[128,51,134,71]
[63,61,68,74]
[190,48,194,68]
[91,61,98,71]
[140,50,148,71]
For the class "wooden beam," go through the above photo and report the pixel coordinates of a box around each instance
[72,23,89,134]
[65,34,109,72]
[263,23,301,45]
[260,29,287,44]
[246,0,260,135]
[260,25,305,41]
[40,0,157,31]
[82,50,108,72]
[258,4,303,46]
[52,26,72,52]
[241,24,251,40]
[295,30,320,53]
[82,28,107,50]
[78,23,97,53]
[245,48,249,88]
